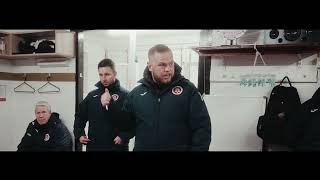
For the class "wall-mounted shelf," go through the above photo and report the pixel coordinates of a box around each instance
[0,53,74,60]
[192,44,320,57]
[0,72,75,81]
[195,43,320,95]
[0,30,75,61]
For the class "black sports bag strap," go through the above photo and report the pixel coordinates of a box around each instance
[279,76,292,87]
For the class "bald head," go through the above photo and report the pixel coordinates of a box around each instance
[148,44,173,62]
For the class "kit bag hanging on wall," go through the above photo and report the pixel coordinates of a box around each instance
[257,76,302,146]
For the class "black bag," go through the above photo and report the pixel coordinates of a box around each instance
[35,40,55,53]
[257,76,301,146]
[18,39,36,54]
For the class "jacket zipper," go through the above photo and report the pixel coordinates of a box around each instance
[155,94,161,147]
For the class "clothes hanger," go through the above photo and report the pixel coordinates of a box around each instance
[14,74,36,93]
[37,73,60,93]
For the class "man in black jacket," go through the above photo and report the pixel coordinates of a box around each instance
[17,101,73,151]
[74,58,130,151]
[120,44,212,151]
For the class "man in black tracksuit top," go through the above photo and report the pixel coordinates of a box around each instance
[120,44,212,151]
[17,101,73,151]
[74,59,129,151]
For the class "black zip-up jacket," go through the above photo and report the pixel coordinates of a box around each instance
[293,87,320,151]
[17,112,73,151]
[74,79,129,151]
[120,63,212,151]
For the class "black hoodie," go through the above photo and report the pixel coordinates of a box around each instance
[74,79,129,151]
[17,112,73,151]
[121,63,212,151]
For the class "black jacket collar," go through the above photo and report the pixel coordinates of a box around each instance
[311,87,320,108]
[33,112,61,131]
[139,62,185,92]
[95,79,120,93]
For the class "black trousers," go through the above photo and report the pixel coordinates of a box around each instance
[86,144,129,151]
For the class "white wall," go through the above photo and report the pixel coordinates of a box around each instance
[83,40,105,95]
[0,60,12,72]
[84,31,130,94]
[0,57,75,151]
[205,95,266,151]
[136,30,201,86]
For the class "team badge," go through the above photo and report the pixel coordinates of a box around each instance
[112,94,119,101]
[172,86,183,95]
[44,133,50,141]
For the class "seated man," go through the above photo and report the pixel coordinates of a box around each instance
[17,101,73,151]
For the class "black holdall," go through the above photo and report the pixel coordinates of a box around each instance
[18,39,36,54]
[257,76,302,146]
[18,39,55,54]
[35,40,55,53]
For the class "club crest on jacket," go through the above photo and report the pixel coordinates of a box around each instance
[112,94,119,101]
[172,86,183,95]
[44,133,50,141]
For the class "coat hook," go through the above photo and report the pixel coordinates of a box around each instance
[23,73,27,82]
[297,53,302,61]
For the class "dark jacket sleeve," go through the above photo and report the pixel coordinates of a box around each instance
[118,93,136,144]
[52,123,73,151]
[188,89,212,151]
[17,123,35,151]
[73,95,89,141]
[109,90,133,132]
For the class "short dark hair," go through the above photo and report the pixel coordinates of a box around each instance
[98,58,116,72]
[148,44,172,61]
